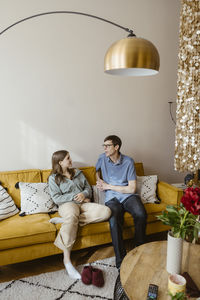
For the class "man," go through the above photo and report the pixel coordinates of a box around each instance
[96,135,147,269]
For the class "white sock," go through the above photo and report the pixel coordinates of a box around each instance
[49,217,64,224]
[64,262,81,279]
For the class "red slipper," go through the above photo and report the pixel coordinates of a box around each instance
[81,266,93,285]
[92,268,104,287]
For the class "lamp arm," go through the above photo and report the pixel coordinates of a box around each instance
[0,11,135,36]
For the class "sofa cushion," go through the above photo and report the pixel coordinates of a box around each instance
[49,212,111,236]
[41,166,97,186]
[124,203,167,226]
[79,167,97,185]
[144,202,167,214]
[41,163,144,185]
[0,184,19,220]
[0,169,41,208]
[18,182,58,215]
[0,213,56,250]
[134,162,145,176]
[50,202,166,235]
[41,169,52,183]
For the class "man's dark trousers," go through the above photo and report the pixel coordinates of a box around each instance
[105,195,147,268]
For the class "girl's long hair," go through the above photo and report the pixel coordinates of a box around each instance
[49,150,75,185]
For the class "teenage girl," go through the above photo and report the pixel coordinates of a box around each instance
[48,150,111,279]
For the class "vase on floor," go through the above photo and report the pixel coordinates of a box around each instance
[166,231,183,274]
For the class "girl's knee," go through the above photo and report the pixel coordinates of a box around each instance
[104,206,112,219]
[93,205,111,219]
[91,205,111,221]
[59,202,80,218]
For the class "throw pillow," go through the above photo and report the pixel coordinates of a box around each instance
[0,184,19,221]
[92,185,105,205]
[18,182,58,215]
[136,175,159,204]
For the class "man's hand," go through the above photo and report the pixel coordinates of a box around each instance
[74,193,85,203]
[96,179,110,191]
[97,179,136,194]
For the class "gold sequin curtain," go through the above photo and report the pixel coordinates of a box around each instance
[174,0,200,172]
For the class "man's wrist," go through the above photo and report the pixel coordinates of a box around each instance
[107,184,112,190]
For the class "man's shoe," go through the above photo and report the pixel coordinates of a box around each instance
[92,268,104,287]
[81,266,93,285]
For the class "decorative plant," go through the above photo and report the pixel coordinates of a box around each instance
[168,291,188,300]
[157,187,200,241]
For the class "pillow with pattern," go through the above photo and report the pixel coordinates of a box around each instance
[92,185,105,205]
[136,175,159,204]
[0,184,19,220]
[18,182,58,215]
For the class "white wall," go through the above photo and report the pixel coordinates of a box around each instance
[0,0,184,182]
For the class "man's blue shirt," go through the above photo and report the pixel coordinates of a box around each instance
[96,153,137,203]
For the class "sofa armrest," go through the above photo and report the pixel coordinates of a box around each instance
[157,181,183,206]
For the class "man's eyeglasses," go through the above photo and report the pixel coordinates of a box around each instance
[102,144,114,148]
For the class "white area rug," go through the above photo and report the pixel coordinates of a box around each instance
[0,257,118,300]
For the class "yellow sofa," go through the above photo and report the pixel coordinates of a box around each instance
[0,163,183,266]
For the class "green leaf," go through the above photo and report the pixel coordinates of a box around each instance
[168,291,186,299]
[157,202,199,242]
[195,222,200,229]
[166,206,179,214]
[180,230,186,240]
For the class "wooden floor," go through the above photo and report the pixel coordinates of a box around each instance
[0,232,167,283]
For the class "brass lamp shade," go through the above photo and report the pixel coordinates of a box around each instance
[0,11,160,77]
[104,37,160,76]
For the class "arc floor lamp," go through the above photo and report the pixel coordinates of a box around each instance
[0,11,160,76]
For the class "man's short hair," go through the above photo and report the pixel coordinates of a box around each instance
[104,135,122,151]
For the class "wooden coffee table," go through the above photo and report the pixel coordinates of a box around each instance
[120,241,200,300]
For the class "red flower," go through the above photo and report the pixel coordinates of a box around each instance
[181,187,200,215]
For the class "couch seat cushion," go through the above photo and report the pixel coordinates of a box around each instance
[124,202,167,226]
[50,202,167,236]
[49,212,110,236]
[0,213,56,250]
[144,202,167,214]
[41,166,97,186]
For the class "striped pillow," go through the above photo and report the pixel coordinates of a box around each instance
[0,184,19,220]
[92,185,105,205]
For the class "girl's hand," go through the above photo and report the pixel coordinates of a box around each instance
[74,193,85,203]
[83,198,90,203]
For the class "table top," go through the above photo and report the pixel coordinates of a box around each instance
[171,183,187,189]
[120,241,200,300]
